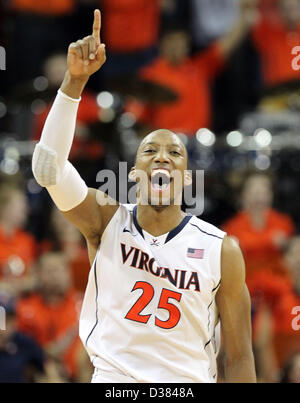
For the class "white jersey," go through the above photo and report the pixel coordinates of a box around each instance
[79,204,226,383]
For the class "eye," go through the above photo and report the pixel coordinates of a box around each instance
[170,150,181,156]
[144,149,156,153]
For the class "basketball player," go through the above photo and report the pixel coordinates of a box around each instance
[32,10,256,383]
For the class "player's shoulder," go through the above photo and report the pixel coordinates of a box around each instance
[189,215,226,240]
[110,203,136,225]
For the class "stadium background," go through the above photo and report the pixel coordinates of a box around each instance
[0,0,299,382]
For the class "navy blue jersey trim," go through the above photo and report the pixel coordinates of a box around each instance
[85,255,99,347]
[207,299,213,334]
[133,205,192,244]
[190,223,223,240]
[212,279,221,293]
[133,206,145,239]
[165,215,192,244]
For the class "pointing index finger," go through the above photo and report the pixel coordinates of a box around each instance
[92,9,101,46]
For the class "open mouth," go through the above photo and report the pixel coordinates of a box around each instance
[150,169,172,193]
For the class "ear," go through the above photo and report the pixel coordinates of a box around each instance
[184,170,192,186]
[128,167,137,182]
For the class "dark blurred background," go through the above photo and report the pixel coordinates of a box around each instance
[0,0,299,383]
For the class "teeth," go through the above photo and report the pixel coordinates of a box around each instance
[152,183,169,191]
[151,169,170,178]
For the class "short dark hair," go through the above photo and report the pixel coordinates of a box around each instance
[159,21,189,40]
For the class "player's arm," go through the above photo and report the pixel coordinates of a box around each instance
[32,10,119,256]
[216,236,256,383]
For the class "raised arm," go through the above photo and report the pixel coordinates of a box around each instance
[217,0,259,59]
[216,236,256,383]
[32,10,119,262]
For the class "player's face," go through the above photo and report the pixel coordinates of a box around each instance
[133,130,189,207]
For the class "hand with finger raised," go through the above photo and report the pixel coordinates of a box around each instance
[61,9,106,98]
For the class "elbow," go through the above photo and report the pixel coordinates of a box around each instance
[32,143,61,187]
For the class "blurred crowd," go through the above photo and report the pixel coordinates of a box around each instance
[0,0,300,383]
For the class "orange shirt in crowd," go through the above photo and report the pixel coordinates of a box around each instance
[11,0,75,15]
[222,209,295,288]
[127,43,225,135]
[16,290,82,379]
[0,225,36,278]
[33,91,105,161]
[251,16,300,86]
[272,288,300,368]
[101,0,160,52]
[249,271,300,368]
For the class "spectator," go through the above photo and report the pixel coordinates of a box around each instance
[126,0,258,136]
[270,236,300,369]
[16,252,92,382]
[222,173,295,290]
[39,208,90,295]
[223,174,297,382]
[0,292,45,382]
[0,183,37,295]
[251,0,300,87]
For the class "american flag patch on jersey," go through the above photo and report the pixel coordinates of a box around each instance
[187,248,204,259]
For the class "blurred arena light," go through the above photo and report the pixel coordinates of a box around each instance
[99,108,115,123]
[31,99,47,115]
[254,154,271,170]
[119,112,136,129]
[0,158,19,175]
[4,146,20,161]
[27,178,42,194]
[226,131,243,147]
[196,128,216,147]
[7,256,25,276]
[33,76,49,92]
[254,128,272,148]
[97,91,114,109]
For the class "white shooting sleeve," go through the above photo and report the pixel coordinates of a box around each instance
[32,89,88,211]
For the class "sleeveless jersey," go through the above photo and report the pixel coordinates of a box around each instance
[79,204,226,383]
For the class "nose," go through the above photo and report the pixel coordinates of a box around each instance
[153,147,170,164]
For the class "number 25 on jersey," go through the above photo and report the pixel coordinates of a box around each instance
[125,281,182,329]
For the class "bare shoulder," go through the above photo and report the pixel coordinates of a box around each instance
[62,187,119,245]
[219,235,246,296]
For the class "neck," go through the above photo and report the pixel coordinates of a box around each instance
[0,221,17,237]
[136,204,186,237]
[41,291,64,305]
[246,208,268,230]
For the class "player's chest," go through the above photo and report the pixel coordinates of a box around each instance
[118,238,213,295]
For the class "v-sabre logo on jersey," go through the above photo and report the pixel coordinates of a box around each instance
[120,243,200,292]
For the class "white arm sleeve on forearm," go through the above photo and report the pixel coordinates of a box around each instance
[32,89,88,212]
[40,89,81,171]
